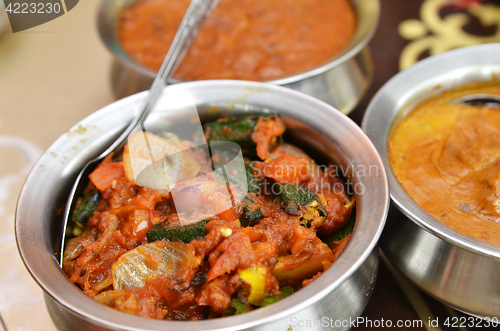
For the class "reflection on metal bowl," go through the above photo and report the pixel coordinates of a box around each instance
[16,81,388,330]
[362,43,500,319]
[97,0,379,114]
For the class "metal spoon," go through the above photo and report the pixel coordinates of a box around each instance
[59,0,220,265]
[453,94,500,108]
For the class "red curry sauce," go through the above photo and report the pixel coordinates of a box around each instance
[118,0,356,81]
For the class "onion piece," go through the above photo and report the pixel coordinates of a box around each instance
[91,274,114,292]
[63,229,96,261]
[63,236,84,261]
[112,240,200,289]
[94,290,139,315]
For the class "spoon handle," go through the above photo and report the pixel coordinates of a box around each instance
[59,0,219,266]
[99,0,220,158]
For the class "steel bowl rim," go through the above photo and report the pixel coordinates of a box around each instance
[361,43,500,260]
[17,80,389,330]
[96,0,380,85]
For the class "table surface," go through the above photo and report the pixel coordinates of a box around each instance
[1,0,500,330]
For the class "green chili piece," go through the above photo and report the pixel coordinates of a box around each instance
[260,286,294,307]
[240,207,264,227]
[240,196,264,227]
[245,160,261,194]
[73,191,101,225]
[146,220,209,243]
[204,115,284,158]
[324,207,356,245]
[204,117,258,144]
[275,183,327,218]
[222,298,252,316]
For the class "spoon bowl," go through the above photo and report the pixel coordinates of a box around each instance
[453,94,500,107]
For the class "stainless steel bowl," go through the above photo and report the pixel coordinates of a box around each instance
[97,0,379,113]
[16,80,388,330]
[362,43,500,319]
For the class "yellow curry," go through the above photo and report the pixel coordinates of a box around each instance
[389,82,500,247]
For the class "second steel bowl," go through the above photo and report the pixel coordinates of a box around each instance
[97,0,379,113]
[16,80,389,331]
[362,43,500,319]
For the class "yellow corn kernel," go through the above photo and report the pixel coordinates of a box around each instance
[221,228,232,238]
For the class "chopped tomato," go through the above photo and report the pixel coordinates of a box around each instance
[252,117,286,160]
[331,234,351,261]
[207,231,256,282]
[89,162,126,191]
[255,153,309,184]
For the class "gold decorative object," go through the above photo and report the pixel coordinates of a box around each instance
[398,0,500,70]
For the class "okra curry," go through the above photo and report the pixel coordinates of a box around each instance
[389,82,500,247]
[118,0,356,81]
[62,115,355,320]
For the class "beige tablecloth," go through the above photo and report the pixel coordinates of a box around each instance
[0,1,113,329]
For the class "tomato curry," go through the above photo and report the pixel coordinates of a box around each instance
[62,115,354,320]
[117,0,357,81]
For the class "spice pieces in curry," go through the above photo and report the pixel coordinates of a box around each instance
[62,115,355,320]
[118,0,356,81]
[389,82,500,247]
